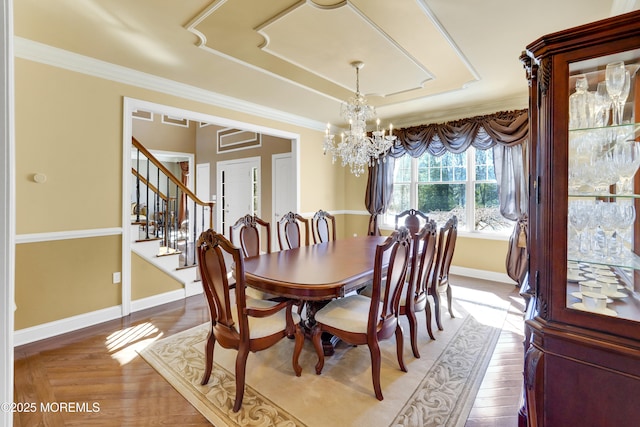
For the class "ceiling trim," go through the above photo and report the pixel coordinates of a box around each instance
[13,36,327,132]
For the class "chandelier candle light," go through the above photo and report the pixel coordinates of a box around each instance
[323,61,397,177]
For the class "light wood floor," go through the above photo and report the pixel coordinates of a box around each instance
[13,276,525,426]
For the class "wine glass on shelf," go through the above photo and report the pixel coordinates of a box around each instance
[605,61,626,125]
[615,70,631,125]
[594,82,611,127]
[612,139,640,194]
[599,202,620,260]
[590,150,619,194]
[568,200,592,255]
[617,201,636,260]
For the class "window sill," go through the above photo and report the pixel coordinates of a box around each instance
[380,225,511,242]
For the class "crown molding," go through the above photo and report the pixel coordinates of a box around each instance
[14,37,327,132]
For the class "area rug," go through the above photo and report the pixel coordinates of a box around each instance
[139,298,507,427]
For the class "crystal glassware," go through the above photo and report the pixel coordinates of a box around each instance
[615,69,631,125]
[605,61,626,125]
[612,139,640,194]
[594,81,611,127]
[569,75,595,129]
[568,200,592,254]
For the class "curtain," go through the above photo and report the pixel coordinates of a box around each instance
[494,142,529,285]
[365,157,395,235]
[365,108,529,236]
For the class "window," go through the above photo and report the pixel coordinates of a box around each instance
[387,147,514,234]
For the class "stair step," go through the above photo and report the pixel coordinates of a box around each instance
[156,248,182,257]
[176,264,197,271]
[135,237,163,243]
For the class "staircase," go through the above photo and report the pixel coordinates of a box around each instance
[130,137,214,300]
[130,224,203,296]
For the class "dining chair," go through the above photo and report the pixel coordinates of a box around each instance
[196,229,304,412]
[277,211,310,250]
[303,227,412,401]
[395,208,429,235]
[400,220,438,358]
[229,214,271,257]
[229,214,280,301]
[430,215,458,331]
[310,209,336,244]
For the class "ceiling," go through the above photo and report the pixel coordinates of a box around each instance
[13,0,640,130]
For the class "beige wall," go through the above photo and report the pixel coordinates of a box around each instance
[15,236,122,329]
[14,56,510,331]
[133,114,197,153]
[131,252,183,300]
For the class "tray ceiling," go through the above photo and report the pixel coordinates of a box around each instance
[13,0,633,128]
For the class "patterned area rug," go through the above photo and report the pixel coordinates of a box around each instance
[139,300,506,427]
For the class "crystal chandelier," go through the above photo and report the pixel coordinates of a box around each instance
[323,61,397,177]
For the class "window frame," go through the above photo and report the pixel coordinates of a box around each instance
[384,147,511,238]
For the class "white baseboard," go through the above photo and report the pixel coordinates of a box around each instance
[450,266,516,285]
[130,289,186,313]
[14,306,123,347]
[185,281,203,297]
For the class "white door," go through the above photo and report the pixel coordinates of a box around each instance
[196,163,211,236]
[217,157,261,237]
[272,153,294,251]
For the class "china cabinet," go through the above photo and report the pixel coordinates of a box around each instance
[521,10,640,427]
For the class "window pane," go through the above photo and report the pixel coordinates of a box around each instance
[475,148,494,180]
[474,182,514,232]
[417,157,429,181]
[476,165,487,179]
[454,165,467,181]
[417,183,466,229]
[420,152,467,183]
[394,155,412,182]
[389,183,410,215]
[429,167,441,182]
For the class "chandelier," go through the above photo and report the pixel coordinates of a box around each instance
[323,61,396,177]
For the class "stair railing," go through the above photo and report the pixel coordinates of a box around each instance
[132,137,214,267]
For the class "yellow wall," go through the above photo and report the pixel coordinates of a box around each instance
[453,236,508,273]
[131,252,183,300]
[14,55,510,331]
[15,236,122,329]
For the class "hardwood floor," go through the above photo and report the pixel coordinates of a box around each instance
[13,276,525,426]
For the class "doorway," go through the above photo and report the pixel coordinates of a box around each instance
[216,157,261,237]
[123,98,300,315]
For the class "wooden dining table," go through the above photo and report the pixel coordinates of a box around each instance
[243,235,389,354]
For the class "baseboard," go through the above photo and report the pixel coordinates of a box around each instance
[185,281,203,297]
[450,266,516,285]
[14,306,123,347]
[130,289,186,313]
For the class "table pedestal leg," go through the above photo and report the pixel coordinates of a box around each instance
[300,300,337,356]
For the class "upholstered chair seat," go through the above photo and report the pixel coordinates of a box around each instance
[235,297,301,339]
[314,295,383,334]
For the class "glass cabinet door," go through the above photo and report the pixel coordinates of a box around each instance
[567,50,640,321]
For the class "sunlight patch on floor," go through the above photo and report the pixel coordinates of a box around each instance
[106,322,164,365]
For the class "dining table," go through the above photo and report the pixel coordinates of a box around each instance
[242,235,389,354]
